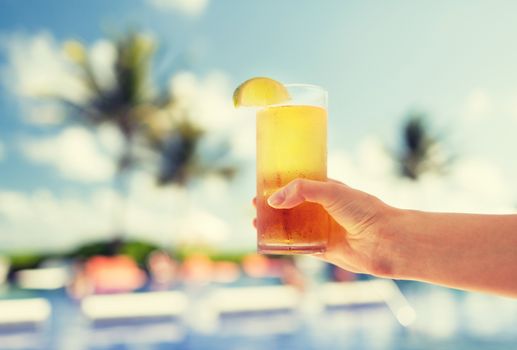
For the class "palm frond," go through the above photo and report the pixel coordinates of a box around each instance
[395,112,452,180]
[38,31,238,186]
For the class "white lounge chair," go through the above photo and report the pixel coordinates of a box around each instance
[0,298,51,328]
[206,285,302,316]
[195,285,302,336]
[320,279,416,326]
[15,267,70,290]
[81,291,189,324]
[81,291,189,346]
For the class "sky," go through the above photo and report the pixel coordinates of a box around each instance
[1,0,517,252]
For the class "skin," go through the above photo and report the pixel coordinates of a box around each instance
[255,178,517,298]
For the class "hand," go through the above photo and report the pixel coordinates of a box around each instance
[254,179,517,297]
[254,178,397,277]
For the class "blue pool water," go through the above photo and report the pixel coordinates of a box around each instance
[1,282,516,350]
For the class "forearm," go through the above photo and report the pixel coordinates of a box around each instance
[386,209,517,297]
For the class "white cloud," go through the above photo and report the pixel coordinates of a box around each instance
[329,136,515,214]
[3,132,513,253]
[89,39,117,92]
[0,189,114,251]
[169,71,255,158]
[20,127,116,183]
[229,112,256,158]
[1,32,117,125]
[96,124,125,159]
[0,170,243,252]
[178,208,229,244]
[148,0,209,16]
[1,32,90,105]
[124,171,235,247]
[170,71,235,130]
[463,89,491,122]
[21,100,66,125]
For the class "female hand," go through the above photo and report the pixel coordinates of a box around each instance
[254,178,517,297]
[254,178,397,277]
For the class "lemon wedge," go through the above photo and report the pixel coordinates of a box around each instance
[233,77,290,107]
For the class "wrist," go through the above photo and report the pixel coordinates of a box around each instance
[369,205,415,279]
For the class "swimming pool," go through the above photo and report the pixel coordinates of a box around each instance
[1,281,516,350]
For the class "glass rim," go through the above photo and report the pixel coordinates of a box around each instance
[272,83,327,108]
[283,83,326,92]
[240,83,328,110]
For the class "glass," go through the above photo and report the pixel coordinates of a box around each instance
[256,84,331,254]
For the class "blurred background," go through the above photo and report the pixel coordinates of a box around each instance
[1,0,517,349]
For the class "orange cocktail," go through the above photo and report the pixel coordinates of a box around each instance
[256,84,330,254]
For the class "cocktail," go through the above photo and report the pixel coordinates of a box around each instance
[234,78,331,254]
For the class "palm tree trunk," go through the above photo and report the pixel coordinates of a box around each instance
[109,114,134,252]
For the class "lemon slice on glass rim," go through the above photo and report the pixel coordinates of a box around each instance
[233,77,290,107]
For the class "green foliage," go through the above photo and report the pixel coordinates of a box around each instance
[62,32,160,173]
[115,32,155,107]
[7,242,251,274]
[8,253,46,270]
[395,112,453,180]
[68,238,159,265]
[208,251,249,264]
[68,240,119,260]
[6,240,158,273]
[58,30,238,183]
[173,244,249,263]
[154,118,206,185]
[119,240,159,265]
[33,30,239,245]
[152,118,237,186]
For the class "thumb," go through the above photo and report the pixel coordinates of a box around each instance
[267,179,341,209]
[267,178,384,237]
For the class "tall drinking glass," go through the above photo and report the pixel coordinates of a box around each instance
[256,84,330,254]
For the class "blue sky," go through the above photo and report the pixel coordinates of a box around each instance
[2,0,517,252]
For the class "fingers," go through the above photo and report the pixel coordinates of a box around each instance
[253,178,346,228]
[255,179,342,210]
[267,178,343,210]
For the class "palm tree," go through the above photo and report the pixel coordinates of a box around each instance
[394,112,452,180]
[39,31,236,243]
[61,33,155,172]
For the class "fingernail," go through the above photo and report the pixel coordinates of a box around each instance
[268,191,284,206]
